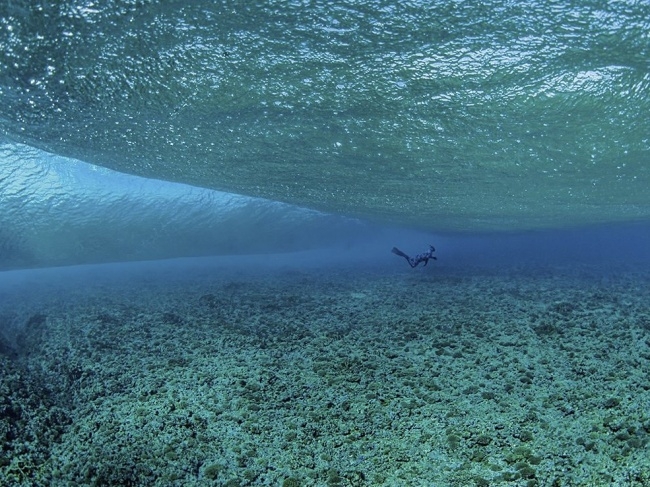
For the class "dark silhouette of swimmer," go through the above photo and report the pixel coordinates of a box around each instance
[392,245,437,268]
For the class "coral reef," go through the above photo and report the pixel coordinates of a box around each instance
[1,263,649,485]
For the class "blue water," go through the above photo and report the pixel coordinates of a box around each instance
[2,0,650,247]
[1,2,650,485]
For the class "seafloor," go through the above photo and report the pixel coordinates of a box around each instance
[1,259,649,486]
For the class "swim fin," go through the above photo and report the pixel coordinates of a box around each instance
[391,247,410,259]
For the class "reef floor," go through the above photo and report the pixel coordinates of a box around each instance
[1,260,649,486]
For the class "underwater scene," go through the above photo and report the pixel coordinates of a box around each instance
[2,239,650,486]
[2,0,650,486]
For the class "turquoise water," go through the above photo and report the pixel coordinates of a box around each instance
[0,143,369,270]
[2,0,650,234]
[2,3,650,485]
